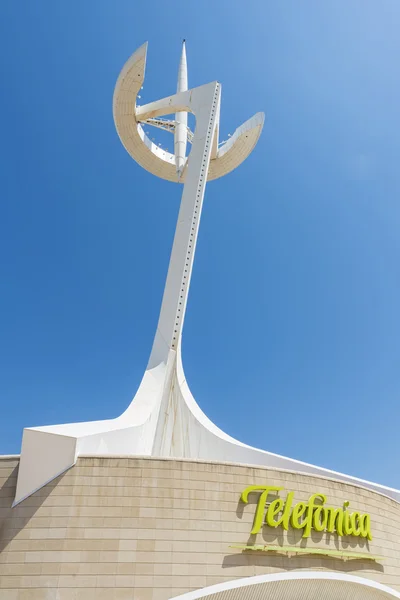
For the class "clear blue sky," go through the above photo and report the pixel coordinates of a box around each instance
[1,1,399,489]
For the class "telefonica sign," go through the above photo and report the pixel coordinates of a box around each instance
[241,485,373,540]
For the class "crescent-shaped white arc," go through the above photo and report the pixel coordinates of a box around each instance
[113,42,265,183]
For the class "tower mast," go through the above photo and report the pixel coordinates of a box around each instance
[174,40,188,179]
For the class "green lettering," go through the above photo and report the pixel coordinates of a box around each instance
[313,506,328,532]
[350,512,361,536]
[266,498,284,527]
[240,485,372,541]
[327,507,344,536]
[303,493,326,538]
[240,485,283,535]
[290,502,307,530]
[281,491,294,530]
[359,514,373,541]
[343,501,353,536]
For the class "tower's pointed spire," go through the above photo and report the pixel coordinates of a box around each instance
[174,40,188,179]
[177,39,188,93]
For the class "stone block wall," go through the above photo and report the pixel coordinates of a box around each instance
[0,456,399,599]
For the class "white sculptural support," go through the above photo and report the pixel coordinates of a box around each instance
[13,42,400,506]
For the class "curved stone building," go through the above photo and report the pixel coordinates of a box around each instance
[2,42,399,599]
[1,455,400,599]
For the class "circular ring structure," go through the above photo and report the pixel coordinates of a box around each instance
[113,42,265,183]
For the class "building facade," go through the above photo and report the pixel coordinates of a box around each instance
[3,42,400,600]
[1,455,399,599]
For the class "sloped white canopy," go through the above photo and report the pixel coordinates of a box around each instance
[170,572,400,600]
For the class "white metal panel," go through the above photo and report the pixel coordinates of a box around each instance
[169,572,400,600]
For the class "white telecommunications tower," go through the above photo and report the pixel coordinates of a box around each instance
[13,42,400,505]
